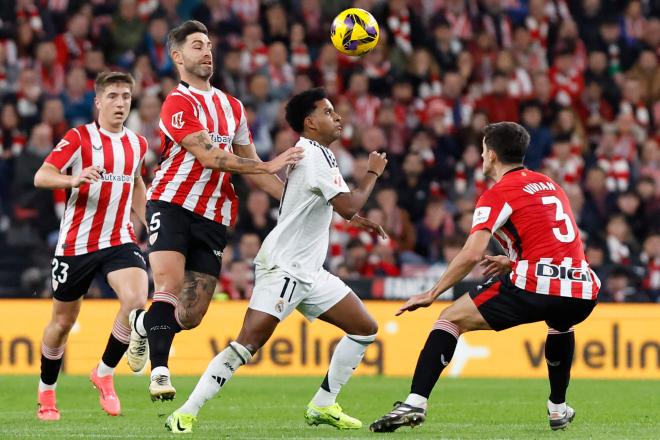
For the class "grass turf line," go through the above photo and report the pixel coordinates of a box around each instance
[1,375,658,439]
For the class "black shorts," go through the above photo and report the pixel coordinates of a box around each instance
[146,200,228,277]
[51,243,147,302]
[469,275,597,332]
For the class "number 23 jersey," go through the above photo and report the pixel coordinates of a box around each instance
[471,168,600,299]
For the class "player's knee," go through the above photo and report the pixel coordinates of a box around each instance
[52,315,76,335]
[153,270,184,294]
[120,297,147,315]
[350,316,378,337]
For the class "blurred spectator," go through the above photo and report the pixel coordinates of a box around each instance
[217,48,247,98]
[10,123,59,240]
[414,198,453,261]
[237,232,262,263]
[260,42,294,101]
[125,93,161,165]
[584,50,620,108]
[619,77,651,128]
[53,13,91,67]
[543,134,583,186]
[41,97,68,142]
[14,68,42,129]
[581,166,612,239]
[626,48,660,107]
[453,143,486,201]
[576,80,615,136]
[60,66,94,127]
[374,187,415,254]
[605,214,638,265]
[0,102,26,227]
[109,0,146,66]
[585,240,607,282]
[520,99,552,170]
[35,41,65,95]
[396,152,430,223]
[601,265,637,302]
[476,70,519,123]
[640,233,660,299]
[235,190,276,241]
[221,260,255,300]
[593,126,632,192]
[139,16,173,77]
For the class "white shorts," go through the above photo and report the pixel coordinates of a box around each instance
[248,266,351,321]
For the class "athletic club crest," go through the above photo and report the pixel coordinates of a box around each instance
[171,111,185,129]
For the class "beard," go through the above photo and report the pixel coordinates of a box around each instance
[183,58,213,80]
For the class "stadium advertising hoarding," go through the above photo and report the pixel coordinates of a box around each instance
[0,300,658,378]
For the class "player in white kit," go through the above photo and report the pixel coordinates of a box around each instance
[165,88,388,433]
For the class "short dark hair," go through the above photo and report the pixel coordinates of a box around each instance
[167,20,208,52]
[483,122,530,164]
[94,71,135,95]
[285,87,327,133]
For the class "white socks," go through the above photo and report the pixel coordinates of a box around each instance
[151,366,170,379]
[548,400,567,414]
[135,311,146,337]
[38,380,56,392]
[96,360,114,377]
[178,341,252,416]
[311,333,376,407]
[404,393,428,410]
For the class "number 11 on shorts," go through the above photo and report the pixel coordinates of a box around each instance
[279,277,297,302]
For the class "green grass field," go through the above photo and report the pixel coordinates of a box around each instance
[1,375,658,439]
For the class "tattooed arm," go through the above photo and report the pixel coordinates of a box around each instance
[232,143,284,200]
[181,130,303,175]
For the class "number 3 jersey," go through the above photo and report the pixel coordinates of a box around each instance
[254,137,350,283]
[471,168,600,299]
[45,123,147,257]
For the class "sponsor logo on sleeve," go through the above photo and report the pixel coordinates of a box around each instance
[171,111,185,129]
[472,207,491,227]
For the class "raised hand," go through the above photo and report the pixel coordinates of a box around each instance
[367,151,387,177]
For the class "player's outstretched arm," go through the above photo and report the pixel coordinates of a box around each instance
[181,130,304,174]
[396,230,492,315]
[34,162,101,189]
[233,142,284,200]
[330,151,387,220]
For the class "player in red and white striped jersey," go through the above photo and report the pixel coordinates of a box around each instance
[371,122,599,433]
[125,20,304,402]
[33,72,149,420]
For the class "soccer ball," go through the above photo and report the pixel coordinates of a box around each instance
[330,8,379,56]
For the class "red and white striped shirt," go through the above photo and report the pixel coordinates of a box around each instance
[148,82,252,226]
[45,123,147,256]
[471,168,600,299]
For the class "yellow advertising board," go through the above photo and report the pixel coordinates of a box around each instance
[0,299,658,378]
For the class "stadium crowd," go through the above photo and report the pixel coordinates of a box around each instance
[0,0,658,302]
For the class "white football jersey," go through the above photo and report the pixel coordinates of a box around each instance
[254,137,350,283]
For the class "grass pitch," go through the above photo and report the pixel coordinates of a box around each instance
[0,375,658,439]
